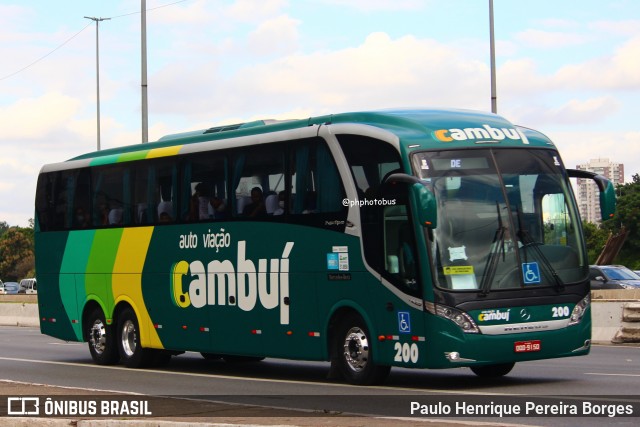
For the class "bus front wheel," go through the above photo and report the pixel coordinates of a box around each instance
[470,362,515,378]
[117,308,154,368]
[333,314,390,385]
[86,308,119,365]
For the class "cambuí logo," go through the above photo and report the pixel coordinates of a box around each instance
[171,241,295,325]
[432,124,526,143]
[478,309,510,322]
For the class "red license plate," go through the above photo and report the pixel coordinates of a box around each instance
[514,340,541,353]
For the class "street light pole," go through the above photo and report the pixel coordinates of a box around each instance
[84,16,110,151]
[141,0,149,143]
[489,0,497,114]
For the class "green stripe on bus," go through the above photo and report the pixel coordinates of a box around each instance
[86,229,124,319]
[90,154,121,167]
[60,230,96,340]
[118,150,151,163]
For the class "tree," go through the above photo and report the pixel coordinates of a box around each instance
[582,222,610,264]
[0,226,35,281]
[0,221,8,238]
[601,173,640,269]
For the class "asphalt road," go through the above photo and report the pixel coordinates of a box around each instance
[1,326,639,426]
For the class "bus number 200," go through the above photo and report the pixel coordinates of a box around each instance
[394,342,419,363]
[552,306,570,317]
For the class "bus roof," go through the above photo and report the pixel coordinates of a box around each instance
[64,109,555,167]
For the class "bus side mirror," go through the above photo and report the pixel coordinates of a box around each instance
[598,180,616,221]
[411,183,437,228]
[382,173,437,228]
[566,169,616,221]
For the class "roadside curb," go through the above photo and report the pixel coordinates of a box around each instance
[0,303,39,328]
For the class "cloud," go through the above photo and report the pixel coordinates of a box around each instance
[554,35,640,90]
[0,92,82,139]
[508,96,620,126]
[0,4,31,29]
[537,18,581,30]
[150,32,489,120]
[549,130,640,178]
[514,29,590,49]
[226,0,290,23]
[589,19,640,37]
[150,0,290,26]
[247,14,301,56]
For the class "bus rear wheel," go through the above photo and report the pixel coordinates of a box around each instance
[470,362,515,378]
[117,307,155,368]
[333,314,390,385]
[86,308,119,365]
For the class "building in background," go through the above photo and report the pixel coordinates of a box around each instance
[576,158,624,224]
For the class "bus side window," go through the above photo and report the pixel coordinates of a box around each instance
[71,169,91,229]
[156,163,177,224]
[91,165,132,227]
[182,153,227,222]
[36,171,74,231]
[231,145,285,219]
[290,138,346,217]
[132,164,150,224]
[131,160,177,225]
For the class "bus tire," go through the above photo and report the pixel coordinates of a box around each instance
[117,307,154,368]
[470,362,515,378]
[86,308,119,365]
[334,313,390,385]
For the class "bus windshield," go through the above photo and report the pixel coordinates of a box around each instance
[413,148,587,292]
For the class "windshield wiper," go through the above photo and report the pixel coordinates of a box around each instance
[515,207,565,289]
[479,202,507,296]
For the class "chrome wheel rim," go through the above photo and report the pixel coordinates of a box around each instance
[121,320,137,357]
[89,319,107,355]
[343,327,369,372]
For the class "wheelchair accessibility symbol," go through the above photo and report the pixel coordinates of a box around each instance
[398,311,411,334]
[522,262,541,285]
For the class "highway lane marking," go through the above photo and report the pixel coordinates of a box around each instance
[585,372,640,377]
[0,355,519,396]
[48,342,82,345]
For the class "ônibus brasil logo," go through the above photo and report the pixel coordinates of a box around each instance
[432,124,526,143]
[171,240,294,325]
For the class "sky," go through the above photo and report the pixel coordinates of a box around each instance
[0,0,639,227]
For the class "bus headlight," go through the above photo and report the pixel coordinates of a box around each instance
[568,294,590,326]
[436,305,480,334]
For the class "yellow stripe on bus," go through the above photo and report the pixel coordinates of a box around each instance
[145,145,182,159]
[112,226,163,349]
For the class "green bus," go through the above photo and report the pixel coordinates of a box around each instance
[34,109,615,385]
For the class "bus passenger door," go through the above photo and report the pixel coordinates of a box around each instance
[375,200,428,369]
[337,134,428,368]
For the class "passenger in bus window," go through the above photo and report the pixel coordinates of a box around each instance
[159,211,172,223]
[243,187,267,217]
[98,203,110,225]
[157,200,173,222]
[210,196,227,219]
[108,205,123,225]
[74,207,90,228]
[274,191,286,216]
[265,193,279,215]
